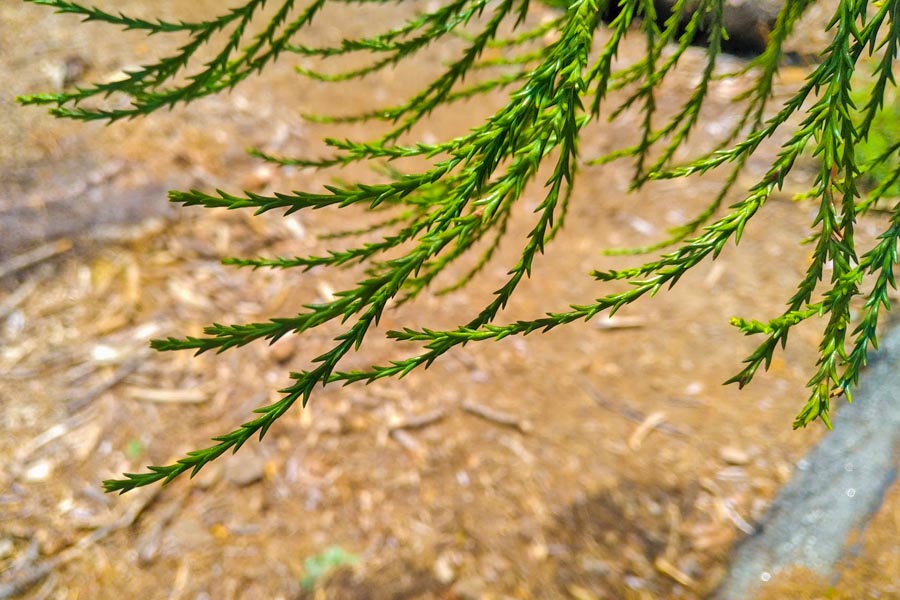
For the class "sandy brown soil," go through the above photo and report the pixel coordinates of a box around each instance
[2,1,899,599]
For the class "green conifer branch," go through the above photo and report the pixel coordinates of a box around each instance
[18,0,900,492]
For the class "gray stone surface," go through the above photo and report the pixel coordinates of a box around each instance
[715,324,900,599]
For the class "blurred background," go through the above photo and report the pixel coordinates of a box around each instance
[2,1,899,598]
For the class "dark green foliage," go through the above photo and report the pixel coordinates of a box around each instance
[18,0,900,492]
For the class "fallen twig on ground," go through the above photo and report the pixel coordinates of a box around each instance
[0,270,48,320]
[0,487,161,600]
[67,350,150,412]
[126,386,208,404]
[0,239,72,280]
[578,378,688,439]
[628,411,668,450]
[389,429,423,454]
[388,408,447,432]
[461,399,533,434]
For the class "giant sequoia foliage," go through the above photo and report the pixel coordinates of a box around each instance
[18,0,900,493]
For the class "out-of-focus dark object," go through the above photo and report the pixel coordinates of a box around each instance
[61,55,89,88]
[46,54,90,90]
[0,161,174,259]
[602,0,785,55]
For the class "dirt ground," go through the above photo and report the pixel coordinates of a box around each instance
[2,1,900,599]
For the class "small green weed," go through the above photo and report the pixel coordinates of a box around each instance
[300,546,359,591]
[125,439,144,460]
